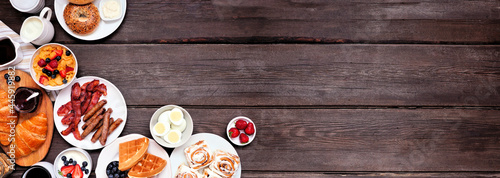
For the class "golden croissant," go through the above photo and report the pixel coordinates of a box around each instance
[0,89,17,146]
[12,113,48,158]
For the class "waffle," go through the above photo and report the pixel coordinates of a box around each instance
[184,140,213,170]
[128,152,167,178]
[175,163,203,178]
[209,150,240,177]
[119,137,149,171]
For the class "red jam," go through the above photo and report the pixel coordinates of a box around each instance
[14,87,41,113]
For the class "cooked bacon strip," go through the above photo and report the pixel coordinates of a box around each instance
[81,92,92,114]
[71,83,81,101]
[72,100,82,119]
[61,112,75,125]
[72,114,82,140]
[57,101,72,116]
[95,83,107,96]
[86,92,102,113]
[61,123,74,136]
[86,80,100,91]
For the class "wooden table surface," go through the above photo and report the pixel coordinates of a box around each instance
[2,0,500,177]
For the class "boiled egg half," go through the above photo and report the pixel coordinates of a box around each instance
[171,119,186,132]
[153,122,170,136]
[163,130,182,144]
[169,108,184,125]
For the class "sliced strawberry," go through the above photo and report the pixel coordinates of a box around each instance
[50,52,58,60]
[72,164,83,178]
[49,60,58,68]
[60,165,75,176]
[66,66,74,72]
[39,76,49,86]
[55,49,63,56]
[60,70,67,78]
[44,65,55,72]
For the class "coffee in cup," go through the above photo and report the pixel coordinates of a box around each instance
[0,36,23,67]
[22,166,52,178]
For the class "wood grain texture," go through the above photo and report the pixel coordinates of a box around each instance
[0,70,54,167]
[1,0,499,44]
[9,107,500,176]
[66,44,500,106]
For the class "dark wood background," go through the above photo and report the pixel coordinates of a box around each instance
[1,0,500,177]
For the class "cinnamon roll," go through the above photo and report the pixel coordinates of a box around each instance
[203,168,223,178]
[175,163,203,178]
[209,150,240,177]
[184,140,213,170]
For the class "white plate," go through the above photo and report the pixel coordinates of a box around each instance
[170,133,242,178]
[96,134,172,178]
[54,76,127,150]
[54,0,127,41]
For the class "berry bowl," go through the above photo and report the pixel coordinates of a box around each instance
[53,147,92,178]
[226,116,256,146]
[30,43,78,91]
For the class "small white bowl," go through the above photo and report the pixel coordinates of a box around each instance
[99,0,122,21]
[150,105,193,148]
[53,147,92,178]
[226,116,256,146]
[30,43,78,91]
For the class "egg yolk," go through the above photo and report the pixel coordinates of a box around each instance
[168,132,180,143]
[154,123,166,133]
[170,110,182,122]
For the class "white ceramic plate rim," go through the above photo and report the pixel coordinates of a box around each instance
[29,43,78,91]
[170,133,242,178]
[95,134,172,178]
[226,116,256,146]
[53,76,127,150]
[54,0,127,41]
[150,105,194,148]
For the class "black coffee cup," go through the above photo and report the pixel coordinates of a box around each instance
[22,165,52,178]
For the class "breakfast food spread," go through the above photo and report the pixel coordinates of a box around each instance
[12,113,48,158]
[102,0,121,19]
[68,0,94,5]
[128,152,167,177]
[32,45,76,86]
[209,150,241,177]
[64,3,100,35]
[118,137,149,171]
[184,140,212,170]
[176,140,240,177]
[153,108,187,144]
[175,163,203,178]
[0,88,18,146]
[57,150,90,178]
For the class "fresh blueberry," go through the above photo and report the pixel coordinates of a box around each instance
[66,173,72,178]
[63,78,68,84]
[42,68,47,73]
[62,156,67,161]
[106,169,111,175]
[46,71,52,76]
[112,167,117,174]
[82,161,88,167]
[68,158,73,163]
[45,58,50,63]
[108,175,113,178]
[54,70,59,75]
[72,161,77,166]
[85,169,89,174]
[64,161,69,166]
[66,50,71,56]
[114,173,119,178]
[120,173,125,178]
[113,161,118,166]
[51,74,56,78]
[107,163,113,170]
[56,56,61,61]
[3,74,8,79]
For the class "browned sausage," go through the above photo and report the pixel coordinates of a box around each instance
[80,115,104,138]
[91,118,114,143]
[83,100,107,121]
[106,118,123,137]
[82,108,105,129]
[99,108,113,145]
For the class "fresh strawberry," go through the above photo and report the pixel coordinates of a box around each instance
[60,165,75,176]
[72,164,83,178]
[37,59,47,67]
[235,120,247,130]
[39,76,49,85]
[66,66,74,72]
[49,59,58,68]
[55,49,63,56]
[44,65,55,72]
[60,69,67,78]
[229,128,239,138]
[245,122,255,135]
[50,51,58,60]
[239,133,249,144]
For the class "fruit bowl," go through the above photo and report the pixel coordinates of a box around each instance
[226,116,256,146]
[30,43,78,91]
[53,147,92,178]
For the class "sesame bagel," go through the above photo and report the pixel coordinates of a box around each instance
[68,0,94,5]
[64,3,100,35]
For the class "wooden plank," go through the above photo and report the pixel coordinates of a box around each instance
[241,171,500,177]
[1,0,499,43]
[66,44,500,106]
[10,107,500,176]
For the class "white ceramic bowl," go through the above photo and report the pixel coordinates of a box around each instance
[30,43,78,90]
[99,0,123,21]
[226,116,256,146]
[150,105,193,148]
[53,147,92,178]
